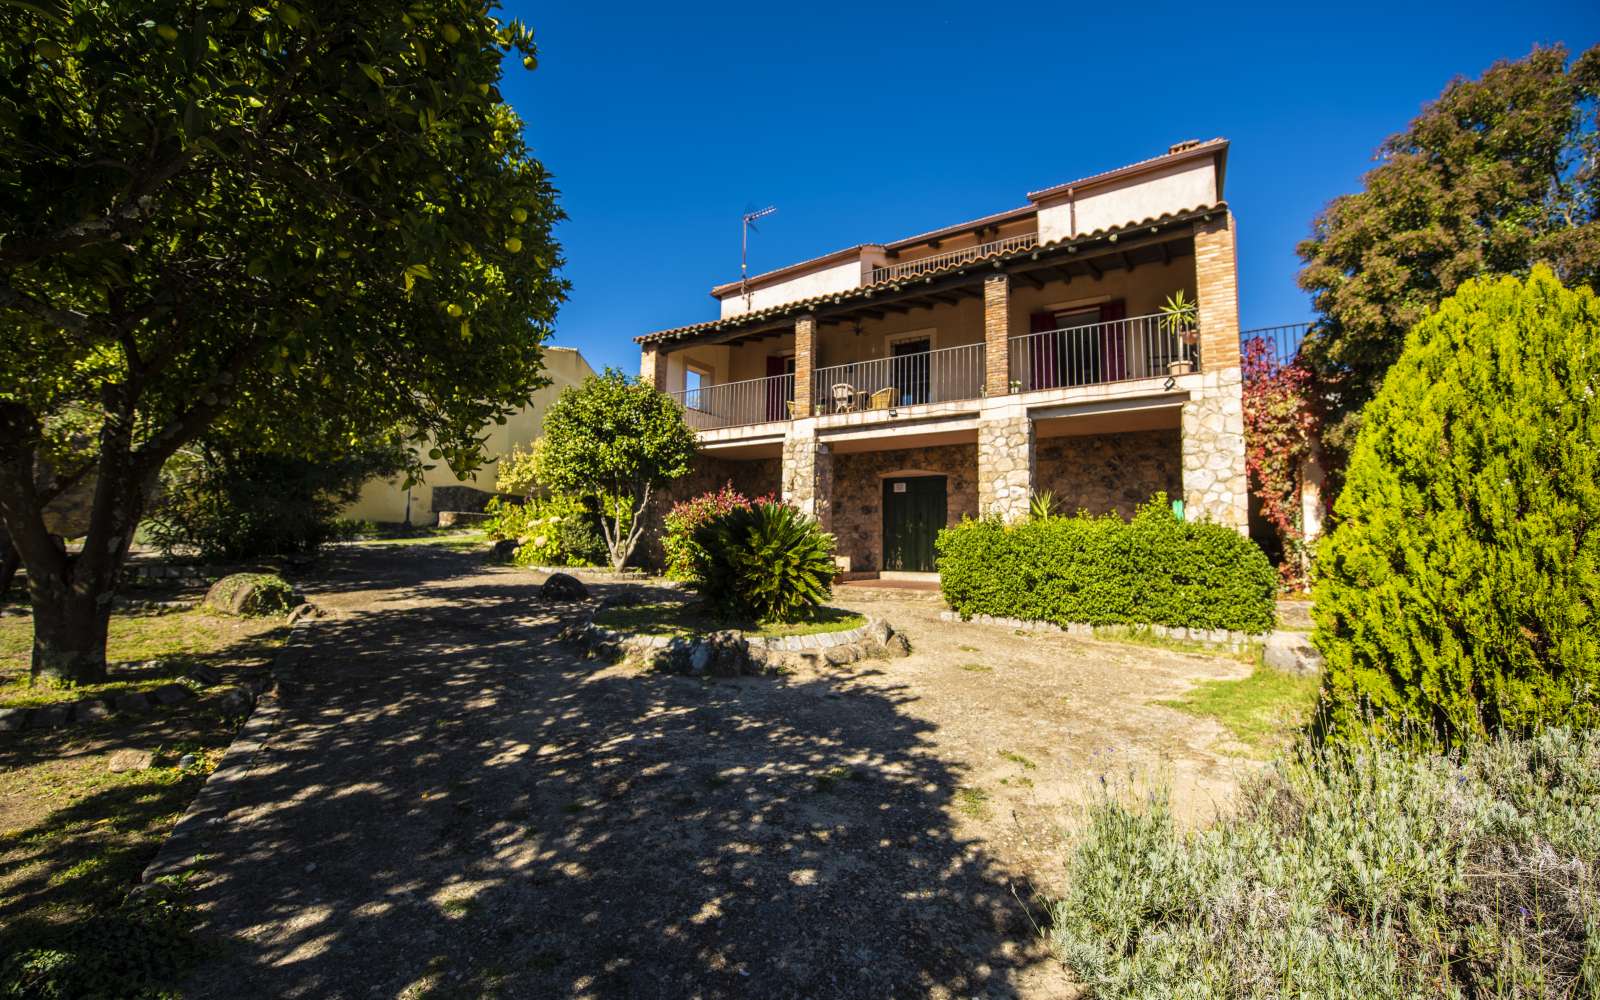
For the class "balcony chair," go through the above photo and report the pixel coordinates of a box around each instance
[865,387,894,411]
[831,383,856,413]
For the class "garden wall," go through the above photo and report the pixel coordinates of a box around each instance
[1033,429,1180,518]
[638,454,781,569]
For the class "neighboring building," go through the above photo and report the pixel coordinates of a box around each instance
[344,346,595,526]
[636,140,1246,577]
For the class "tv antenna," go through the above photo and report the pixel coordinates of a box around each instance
[741,205,777,303]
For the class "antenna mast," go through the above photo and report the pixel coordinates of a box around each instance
[741,206,777,304]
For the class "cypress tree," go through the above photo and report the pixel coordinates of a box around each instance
[1314,267,1600,746]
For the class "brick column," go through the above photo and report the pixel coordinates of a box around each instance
[781,425,832,531]
[1180,211,1249,532]
[640,343,668,388]
[793,314,817,418]
[976,402,1033,521]
[1193,212,1241,372]
[983,274,1011,397]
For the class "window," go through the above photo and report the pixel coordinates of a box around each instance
[684,365,710,409]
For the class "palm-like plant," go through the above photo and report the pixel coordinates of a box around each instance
[693,502,837,623]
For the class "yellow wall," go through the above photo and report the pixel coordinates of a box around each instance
[342,346,596,525]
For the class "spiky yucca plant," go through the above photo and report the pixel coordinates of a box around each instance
[692,502,836,623]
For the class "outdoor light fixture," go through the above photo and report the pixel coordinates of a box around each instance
[888,407,898,417]
[1163,376,1176,391]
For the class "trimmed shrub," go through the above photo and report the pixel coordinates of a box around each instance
[937,496,1275,633]
[481,494,605,567]
[692,502,836,624]
[1314,269,1600,747]
[1048,728,1600,998]
[661,483,775,581]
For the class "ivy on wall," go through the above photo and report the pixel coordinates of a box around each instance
[1241,337,1319,589]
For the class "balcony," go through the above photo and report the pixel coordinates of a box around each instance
[1009,312,1196,391]
[671,372,795,430]
[868,232,1038,284]
[811,342,985,414]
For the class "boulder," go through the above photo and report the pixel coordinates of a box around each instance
[703,630,750,678]
[107,749,154,773]
[287,602,323,626]
[73,698,113,723]
[539,572,589,602]
[824,644,860,667]
[150,683,192,706]
[114,691,153,714]
[205,573,300,617]
[187,664,223,687]
[487,539,519,564]
[1264,631,1323,675]
[0,707,31,732]
[31,704,71,729]
[884,632,912,658]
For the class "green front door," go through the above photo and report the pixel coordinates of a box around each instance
[882,476,947,572]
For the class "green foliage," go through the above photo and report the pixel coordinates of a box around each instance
[1048,728,1600,998]
[1297,45,1600,456]
[661,483,772,581]
[538,369,697,570]
[492,440,545,498]
[144,440,407,560]
[938,497,1276,634]
[0,0,565,682]
[692,502,837,624]
[1027,489,1058,521]
[1314,269,1600,748]
[1,878,205,1000]
[480,494,603,567]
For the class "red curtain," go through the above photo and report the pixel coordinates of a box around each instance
[1099,300,1126,382]
[1028,311,1058,390]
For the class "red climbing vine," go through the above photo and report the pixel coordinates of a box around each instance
[1241,336,1319,589]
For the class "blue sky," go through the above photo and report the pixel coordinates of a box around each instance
[500,2,1600,375]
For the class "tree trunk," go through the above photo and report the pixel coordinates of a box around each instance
[0,541,17,602]
[29,578,112,686]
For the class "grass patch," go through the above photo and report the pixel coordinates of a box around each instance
[999,750,1037,770]
[347,529,485,551]
[592,600,864,640]
[0,608,285,709]
[954,786,990,819]
[1159,664,1321,754]
[959,663,992,674]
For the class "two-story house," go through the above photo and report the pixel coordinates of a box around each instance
[637,139,1246,578]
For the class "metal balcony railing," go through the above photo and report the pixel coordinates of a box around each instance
[1008,312,1199,392]
[670,372,794,430]
[869,232,1038,284]
[811,342,985,414]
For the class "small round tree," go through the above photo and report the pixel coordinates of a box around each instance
[537,369,697,571]
[1313,268,1600,746]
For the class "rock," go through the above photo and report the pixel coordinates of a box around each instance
[113,691,152,715]
[539,573,589,602]
[1263,631,1324,675]
[215,685,254,714]
[32,704,71,729]
[287,602,323,626]
[205,573,300,617]
[856,639,887,660]
[187,664,223,687]
[150,683,192,706]
[824,644,860,667]
[687,642,714,676]
[884,632,912,658]
[177,753,198,769]
[487,539,519,564]
[73,698,113,723]
[0,707,31,732]
[865,619,892,646]
[108,749,154,773]
[1276,600,1315,632]
[704,630,750,677]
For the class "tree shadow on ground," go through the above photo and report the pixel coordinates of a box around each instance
[178,556,1045,999]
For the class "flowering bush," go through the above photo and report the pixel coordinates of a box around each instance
[661,483,774,581]
[1241,336,1319,589]
[481,494,604,567]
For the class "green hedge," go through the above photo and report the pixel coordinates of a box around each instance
[937,496,1276,634]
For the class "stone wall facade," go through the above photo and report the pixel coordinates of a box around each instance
[830,444,978,574]
[780,426,832,530]
[1181,367,1248,529]
[636,454,782,569]
[1034,429,1182,518]
[976,408,1033,521]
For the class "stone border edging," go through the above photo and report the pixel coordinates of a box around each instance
[938,610,1264,652]
[569,612,911,674]
[0,670,261,735]
[137,612,316,887]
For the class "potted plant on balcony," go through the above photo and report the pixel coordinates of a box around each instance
[1161,290,1199,374]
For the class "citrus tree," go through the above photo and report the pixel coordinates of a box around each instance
[0,1,565,684]
[537,370,697,571]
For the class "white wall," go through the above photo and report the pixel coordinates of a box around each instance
[717,255,869,318]
[1037,158,1219,243]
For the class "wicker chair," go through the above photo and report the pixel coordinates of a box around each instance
[865,387,894,411]
[831,383,856,413]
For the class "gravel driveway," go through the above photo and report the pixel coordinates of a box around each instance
[178,545,1255,999]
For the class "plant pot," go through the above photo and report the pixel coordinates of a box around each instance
[1168,359,1195,376]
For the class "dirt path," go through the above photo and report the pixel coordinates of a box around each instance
[179,546,1256,999]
